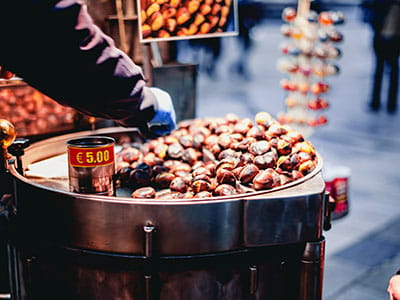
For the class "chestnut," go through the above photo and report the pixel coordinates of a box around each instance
[194,13,206,26]
[253,170,274,190]
[149,11,165,31]
[142,24,151,38]
[182,191,195,199]
[193,133,205,148]
[200,22,211,34]
[297,151,312,164]
[170,177,188,193]
[177,7,191,25]
[157,191,183,200]
[162,6,177,19]
[154,172,176,189]
[218,149,238,160]
[253,168,280,190]
[218,133,233,149]
[267,122,288,137]
[202,148,216,163]
[216,158,236,171]
[192,180,212,193]
[214,184,237,196]
[192,173,212,183]
[277,138,292,156]
[170,162,191,173]
[192,166,212,177]
[221,5,230,18]
[204,134,219,147]
[277,155,298,171]
[169,0,180,8]
[186,0,200,14]
[238,152,254,166]
[215,125,232,135]
[164,135,179,145]
[232,166,244,178]
[292,170,304,180]
[116,166,133,187]
[152,164,169,176]
[239,164,260,184]
[216,168,236,185]
[235,182,256,194]
[121,147,141,162]
[143,152,163,166]
[246,126,265,140]
[167,142,184,159]
[249,141,271,156]
[146,3,160,17]
[165,18,177,32]
[131,187,156,199]
[128,169,151,189]
[298,160,316,175]
[116,160,130,172]
[194,191,213,198]
[179,135,193,148]
[293,141,316,156]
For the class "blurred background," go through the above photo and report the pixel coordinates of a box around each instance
[174,0,400,299]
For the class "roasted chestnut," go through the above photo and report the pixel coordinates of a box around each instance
[131,187,156,199]
[192,179,212,193]
[254,152,276,169]
[216,168,236,185]
[214,184,237,196]
[253,168,281,190]
[249,141,271,156]
[239,164,260,184]
[154,172,176,189]
[170,177,188,193]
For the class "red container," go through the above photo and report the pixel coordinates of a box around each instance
[324,165,351,220]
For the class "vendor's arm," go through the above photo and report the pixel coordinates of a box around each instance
[0,0,175,134]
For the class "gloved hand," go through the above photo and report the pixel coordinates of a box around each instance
[147,87,177,137]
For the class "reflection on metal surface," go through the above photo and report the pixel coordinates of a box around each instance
[9,127,325,256]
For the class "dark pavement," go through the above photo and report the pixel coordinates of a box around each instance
[177,3,400,299]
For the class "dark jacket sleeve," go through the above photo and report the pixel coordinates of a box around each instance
[0,0,157,128]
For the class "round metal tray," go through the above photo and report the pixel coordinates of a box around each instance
[9,127,326,256]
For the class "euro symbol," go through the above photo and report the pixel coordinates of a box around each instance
[77,152,83,163]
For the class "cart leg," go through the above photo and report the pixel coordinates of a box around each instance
[299,238,325,300]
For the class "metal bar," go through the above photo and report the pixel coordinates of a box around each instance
[249,265,258,295]
[25,257,36,296]
[299,238,325,300]
[7,244,20,300]
[144,224,155,258]
[145,275,152,300]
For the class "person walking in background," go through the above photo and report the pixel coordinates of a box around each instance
[361,0,400,113]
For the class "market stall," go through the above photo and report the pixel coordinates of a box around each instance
[1,113,333,299]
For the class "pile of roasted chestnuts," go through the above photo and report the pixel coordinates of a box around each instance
[115,112,318,199]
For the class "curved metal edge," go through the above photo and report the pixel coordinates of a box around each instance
[11,127,323,205]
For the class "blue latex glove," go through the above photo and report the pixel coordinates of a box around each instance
[147,87,177,136]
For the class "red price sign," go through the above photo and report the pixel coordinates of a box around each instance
[68,144,114,167]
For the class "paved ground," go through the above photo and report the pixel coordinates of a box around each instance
[177,3,400,299]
